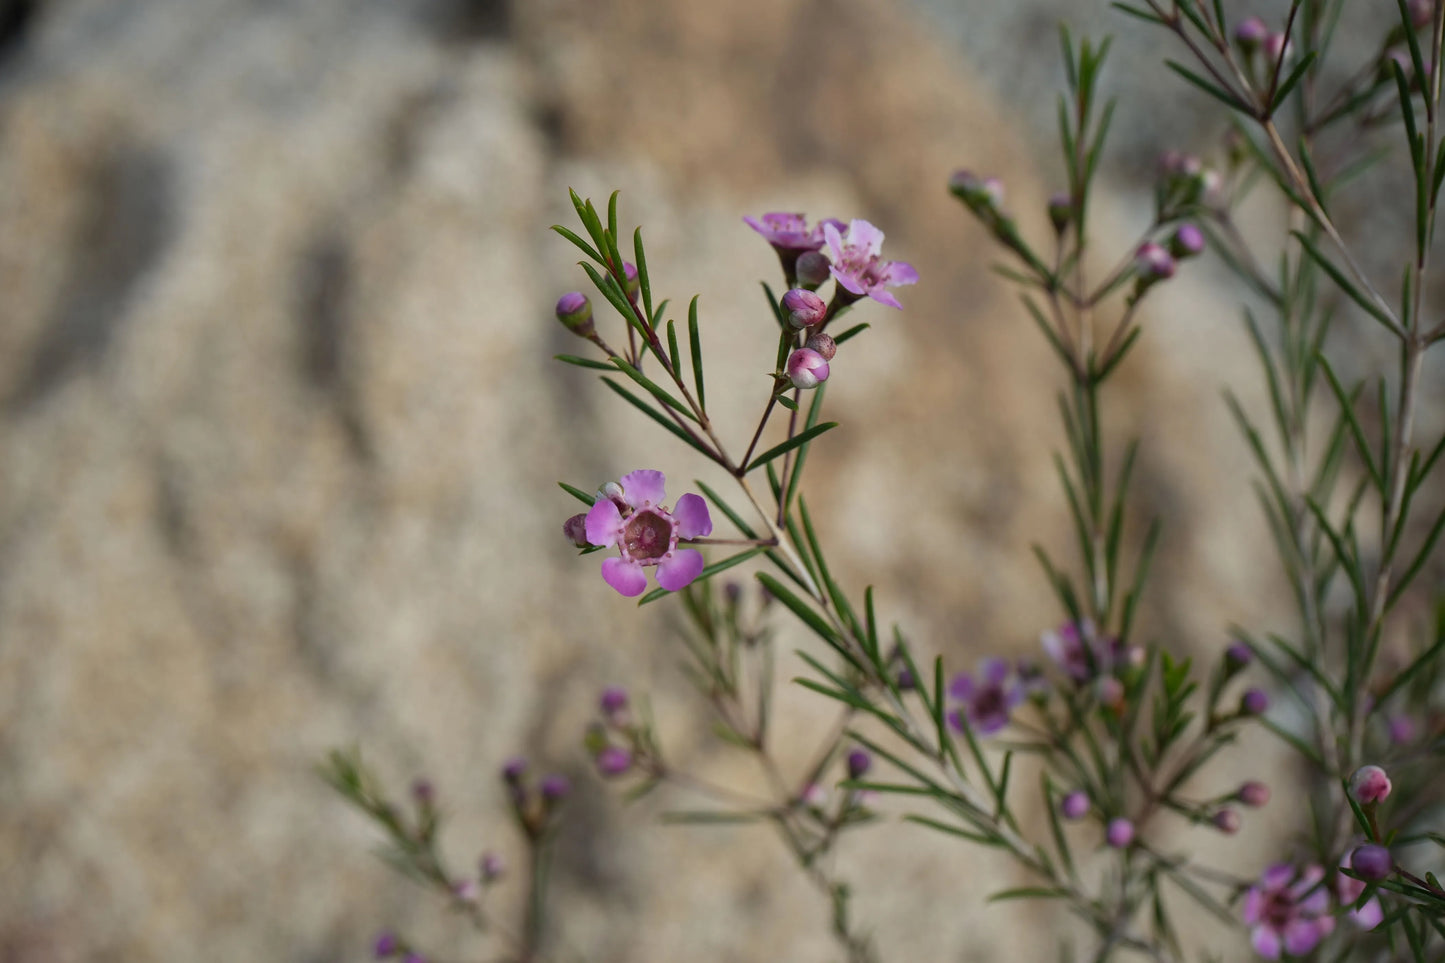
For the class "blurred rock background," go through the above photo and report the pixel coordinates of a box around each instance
[0,0,1437,960]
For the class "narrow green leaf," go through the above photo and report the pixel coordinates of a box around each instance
[688,295,706,412]
[554,353,615,371]
[633,226,654,324]
[1271,52,1319,114]
[558,482,597,506]
[745,422,839,473]
[832,323,870,346]
[636,548,767,606]
[550,224,604,263]
[610,357,698,422]
[601,378,716,460]
[1166,60,1248,112]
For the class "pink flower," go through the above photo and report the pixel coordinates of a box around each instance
[584,470,712,597]
[1241,864,1335,959]
[822,220,919,309]
[1042,619,1128,683]
[786,348,830,389]
[948,658,1023,735]
[743,212,843,252]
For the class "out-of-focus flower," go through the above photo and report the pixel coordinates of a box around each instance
[1212,808,1241,834]
[1234,16,1268,52]
[1106,818,1135,848]
[822,219,919,310]
[540,774,570,801]
[1238,781,1271,807]
[846,749,872,780]
[481,851,505,881]
[1170,223,1205,258]
[1135,241,1176,282]
[1042,620,1126,683]
[1348,765,1391,805]
[595,746,633,777]
[1060,790,1090,820]
[1241,688,1270,716]
[374,932,400,958]
[948,658,1024,735]
[584,470,712,597]
[1242,865,1335,959]
[1338,849,1386,929]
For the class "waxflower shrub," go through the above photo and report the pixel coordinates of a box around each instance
[325,2,1445,960]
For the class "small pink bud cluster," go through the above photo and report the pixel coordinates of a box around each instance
[502,757,570,838]
[950,170,1031,255]
[1348,765,1391,806]
[1157,151,1222,210]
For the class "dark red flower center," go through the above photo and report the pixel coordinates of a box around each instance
[622,509,673,560]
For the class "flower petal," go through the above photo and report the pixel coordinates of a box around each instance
[585,499,623,547]
[982,658,1009,684]
[672,493,713,539]
[868,288,903,309]
[1251,926,1281,960]
[601,557,648,597]
[1350,899,1383,931]
[886,260,920,286]
[847,219,885,256]
[1283,919,1328,957]
[829,265,867,296]
[655,549,705,591]
[619,469,667,508]
[823,221,847,262]
[948,673,975,700]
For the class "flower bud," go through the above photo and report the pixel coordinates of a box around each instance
[1212,808,1241,834]
[1238,781,1270,807]
[374,932,400,958]
[621,262,640,298]
[795,250,832,288]
[600,686,629,716]
[452,878,480,903]
[846,749,872,780]
[596,746,633,777]
[1387,714,1417,744]
[1046,191,1073,233]
[1234,16,1268,52]
[1135,242,1176,282]
[555,292,594,337]
[896,667,916,690]
[1106,817,1135,848]
[1411,0,1436,29]
[786,348,830,389]
[1060,790,1090,821]
[501,757,527,783]
[481,851,505,881]
[1224,642,1253,673]
[540,774,571,801]
[782,288,828,328]
[1349,844,1393,881]
[412,778,435,806]
[1169,223,1205,259]
[723,581,743,605]
[1096,676,1125,709]
[805,332,837,361]
[800,782,828,808]
[1240,688,1269,716]
[1349,765,1391,805]
[948,170,1004,209]
[563,513,589,548]
[403,954,426,963]
[1263,32,1291,63]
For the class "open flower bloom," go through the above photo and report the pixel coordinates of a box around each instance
[585,470,712,597]
[948,658,1023,735]
[1042,619,1128,683]
[743,212,842,252]
[822,219,919,309]
[1241,864,1335,959]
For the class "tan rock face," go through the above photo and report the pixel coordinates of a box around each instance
[0,0,1299,960]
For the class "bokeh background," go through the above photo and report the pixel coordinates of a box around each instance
[0,0,1440,960]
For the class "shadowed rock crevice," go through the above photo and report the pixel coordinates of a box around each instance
[9,147,175,412]
[293,229,373,462]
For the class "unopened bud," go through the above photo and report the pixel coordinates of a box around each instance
[481,851,505,881]
[1212,808,1241,834]
[1170,223,1205,258]
[555,292,594,336]
[1047,191,1073,233]
[540,774,570,801]
[782,288,828,328]
[600,686,629,718]
[1349,765,1391,805]
[1263,32,1291,63]
[595,746,633,777]
[805,332,837,361]
[1060,790,1090,821]
[621,262,640,298]
[1106,817,1135,848]
[1224,642,1253,672]
[1350,844,1393,881]
[1411,0,1436,29]
[374,932,400,958]
[846,749,872,780]
[1238,781,1270,807]
[786,348,830,389]
[795,251,831,288]
[948,170,1004,209]
[1234,16,1268,52]
[501,757,528,784]
[563,513,589,548]
[1135,242,1176,282]
[1240,688,1269,716]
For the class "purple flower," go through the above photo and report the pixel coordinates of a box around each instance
[595,746,633,777]
[584,470,713,597]
[1060,790,1090,821]
[948,658,1023,735]
[1241,864,1335,959]
[1106,818,1135,848]
[822,219,919,310]
[374,932,400,958]
[744,212,840,252]
[540,774,570,801]
[786,348,830,389]
[1336,852,1386,929]
[1041,620,1125,684]
[599,686,629,717]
